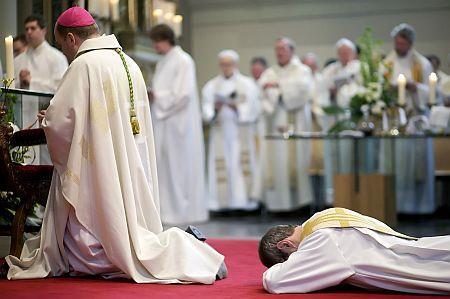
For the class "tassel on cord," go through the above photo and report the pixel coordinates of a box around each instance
[116,48,140,135]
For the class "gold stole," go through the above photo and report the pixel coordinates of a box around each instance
[384,50,423,83]
[299,208,417,243]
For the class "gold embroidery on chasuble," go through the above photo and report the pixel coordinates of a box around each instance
[299,208,417,244]
[65,168,80,185]
[90,80,118,133]
[79,136,95,163]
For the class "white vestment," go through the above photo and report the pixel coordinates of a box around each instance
[259,58,313,211]
[323,59,361,109]
[202,72,260,210]
[151,46,208,224]
[263,227,450,294]
[322,60,362,181]
[6,35,224,284]
[385,50,435,214]
[14,41,68,165]
[310,72,334,206]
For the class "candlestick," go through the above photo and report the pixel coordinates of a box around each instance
[429,72,438,105]
[397,74,406,106]
[5,36,14,83]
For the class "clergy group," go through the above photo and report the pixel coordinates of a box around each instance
[4,11,450,224]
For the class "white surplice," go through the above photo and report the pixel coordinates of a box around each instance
[14,41,68,165]
[259,58,313,211]
[151,46,208,224]
[263,227,450,294]
[322,59,361,109]
[6,35,224,284]
[385,50,435,214]
[202,72,260,210]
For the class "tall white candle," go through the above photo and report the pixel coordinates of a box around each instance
[429,72,438,105]
[172,15,183,37]
[110,0,119,21]
[5,36,14,82]
[397,74,406,106]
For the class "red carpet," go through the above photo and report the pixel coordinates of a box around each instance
[0,239,441,299]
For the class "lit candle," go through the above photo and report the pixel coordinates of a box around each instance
[428,72,438,105]
[5,35,14,82]
[164,11,174,29]
[172,15,183,37]
[110,0,119,21]
[397,74,406,106]
[152,9,163,24]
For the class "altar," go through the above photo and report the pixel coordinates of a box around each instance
[266,133,450,226]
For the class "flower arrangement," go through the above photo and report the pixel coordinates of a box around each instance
[326,28,396,133]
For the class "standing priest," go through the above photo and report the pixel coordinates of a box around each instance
[5,7,224,283]
[259,37,314,211]
[202,50,260,211]
[384,23,435,214]
[149,24,208,224]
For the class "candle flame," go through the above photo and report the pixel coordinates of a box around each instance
[152,9,163,17]
[173,15,183,23]
[429,72,438,83]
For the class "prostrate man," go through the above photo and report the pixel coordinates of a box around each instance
[259,208,450,294]
[323,38,361,108]
[6,7,225,283]
[384,23,434,214]
[149,24,208,224]
[202,50,260,211]
[259,37,313,211]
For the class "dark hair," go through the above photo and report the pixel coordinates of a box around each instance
[251,57,267,67]
[324,58,337,68]
[149,24,176,46]
[55,24,99,39]
[13,34,27,45]
[427,54,440,67]
[258,225,296,268]
[24,15,47,29]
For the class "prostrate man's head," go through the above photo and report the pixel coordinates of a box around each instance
[391,23,415,58]
[250,57,267,80]
[258,224,302,268]
[24,15,47,49]
[275,37,295,67]
[149,24,176,55]
[54,7,100,63]
[302,53,319,74]
[13,34,28,57]
[218,50,239,78]
[335,38,356,66]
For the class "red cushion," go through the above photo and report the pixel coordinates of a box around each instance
[14,164,53,181]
